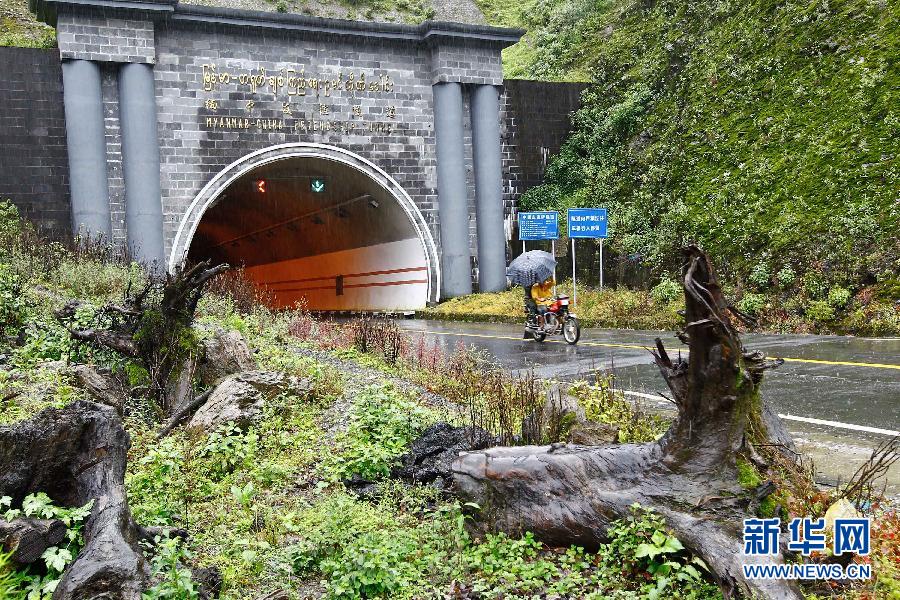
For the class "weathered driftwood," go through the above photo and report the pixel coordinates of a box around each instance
[0,400,147,599]
[451,246,802,599]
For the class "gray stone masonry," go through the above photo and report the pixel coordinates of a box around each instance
[56,7,157,64]
[10,1,584,294]
[430,41,503,86]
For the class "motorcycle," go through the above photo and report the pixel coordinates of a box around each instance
[525,294,581,344]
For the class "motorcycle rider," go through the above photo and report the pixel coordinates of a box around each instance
[525,277,554,326]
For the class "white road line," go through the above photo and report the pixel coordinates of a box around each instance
[618,390,900,437]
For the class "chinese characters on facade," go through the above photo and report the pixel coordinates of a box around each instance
[198,63,399,134]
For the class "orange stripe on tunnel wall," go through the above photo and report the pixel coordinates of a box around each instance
[243,238,429,311]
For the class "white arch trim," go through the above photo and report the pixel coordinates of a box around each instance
[168,142,441,304]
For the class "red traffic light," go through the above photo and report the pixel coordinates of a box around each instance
[255,179,266,193]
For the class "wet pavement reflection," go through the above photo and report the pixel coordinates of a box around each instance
[399,319,900,496]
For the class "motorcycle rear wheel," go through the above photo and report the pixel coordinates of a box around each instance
[563,317,581,344]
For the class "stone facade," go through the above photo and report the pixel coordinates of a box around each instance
[56,8,157,64]
[501,79,588,209]
[151,21,442,253]
[0,48,71,236]
[430,41,504,86]
[0,3,585,298]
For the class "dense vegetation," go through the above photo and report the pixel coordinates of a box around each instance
[0,0,54,48]
[0,202,725,598]
[2,203,896,598]
[477,0,899,333]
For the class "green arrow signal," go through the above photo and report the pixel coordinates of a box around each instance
[310,179,326,193]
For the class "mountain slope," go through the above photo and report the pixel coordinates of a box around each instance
[485,0,899,316]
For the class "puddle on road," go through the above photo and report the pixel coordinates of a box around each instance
[789,423,899,500]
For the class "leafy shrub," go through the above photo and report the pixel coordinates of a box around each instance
[199,423,260,479]
[805,300,836,322]
[736,293,766,317]
[650,278,681,304]
[322,530,421,598]
[0,264,27,338]
[748,263,771,289]
[322,385,435,481]
[776,266,797,288]
[874,277,900,301]
[127,435,186,525]
[0,493,94,598]
[568,375,669,443]
[142,535,198,599]
[827,286,852,309]
[596,504,718,599]
[803,276,828,300]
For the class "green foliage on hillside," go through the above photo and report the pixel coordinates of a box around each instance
[482,0,900,310]
[0,0,55,48]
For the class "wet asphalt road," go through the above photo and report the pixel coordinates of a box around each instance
[398,319,900,494]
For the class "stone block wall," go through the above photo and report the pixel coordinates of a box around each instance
[56,8,157,64]
[151,22,441,251]
[0,47,71,236]
[430,41,504,86]
[500,79,587,214]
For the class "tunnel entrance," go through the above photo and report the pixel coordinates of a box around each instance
[175,145,438,311]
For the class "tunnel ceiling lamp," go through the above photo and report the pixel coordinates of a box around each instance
[368,198,380,209]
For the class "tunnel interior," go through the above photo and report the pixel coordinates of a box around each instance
[187,157,429,310]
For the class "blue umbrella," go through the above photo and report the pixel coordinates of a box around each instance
[507,250,556,287]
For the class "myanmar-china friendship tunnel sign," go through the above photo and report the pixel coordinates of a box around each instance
[567,208,609,305]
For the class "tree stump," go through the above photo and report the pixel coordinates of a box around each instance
[451,246,803,599]
[0,400,147,599]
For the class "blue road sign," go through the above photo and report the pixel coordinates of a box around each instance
[518,211,559,240]
[567,208,608,238]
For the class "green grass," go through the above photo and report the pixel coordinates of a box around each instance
[423,281,683,330]
[0,0,55,48]
[478,0,900,307]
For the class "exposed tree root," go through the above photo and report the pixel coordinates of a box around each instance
[56,261,227,415]
[451,246,805,599]
[0,401,147,599]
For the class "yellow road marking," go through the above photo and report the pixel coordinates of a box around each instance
[778,357,900,370]
[417,330,900,371]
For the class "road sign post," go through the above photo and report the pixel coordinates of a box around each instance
[567,208,609,307]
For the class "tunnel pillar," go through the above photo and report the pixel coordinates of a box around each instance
[61,59,112,240]
[470,84,506,292]
[119,62,166,270]
[433,81,473,298]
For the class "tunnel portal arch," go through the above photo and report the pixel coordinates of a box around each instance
[169,143,440,309]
